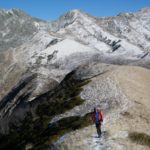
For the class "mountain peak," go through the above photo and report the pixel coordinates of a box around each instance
[140,7,150,12]
[68,9,84,15]
[117,7,150,17]
[51,9,88,31]
[0,8,30,18]
[61,9,88,20]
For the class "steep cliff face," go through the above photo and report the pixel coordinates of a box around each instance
[0,7,150,150]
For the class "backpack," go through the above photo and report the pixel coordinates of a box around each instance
[95,111,100,124]
[95,110,103,124]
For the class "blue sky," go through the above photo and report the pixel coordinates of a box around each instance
[0,0,150,20]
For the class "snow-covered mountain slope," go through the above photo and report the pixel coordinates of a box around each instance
[0,8,150,66]
[50,8,150,58]
[98,8,150,51]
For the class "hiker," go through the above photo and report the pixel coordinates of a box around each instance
[92,107,104,138]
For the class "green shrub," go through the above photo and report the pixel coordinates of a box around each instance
[46,113,93,145]
[129,132,150,148]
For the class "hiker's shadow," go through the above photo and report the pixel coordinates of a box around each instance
[91,135,99,138]
[102,131,109,139]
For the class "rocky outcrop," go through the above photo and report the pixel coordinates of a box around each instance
[0,9,39,51]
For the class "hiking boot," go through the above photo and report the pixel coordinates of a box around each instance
[98,134,101,138]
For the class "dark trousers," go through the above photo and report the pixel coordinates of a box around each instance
[96,123,101,137]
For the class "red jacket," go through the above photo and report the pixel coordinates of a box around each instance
[92,110,104,125]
